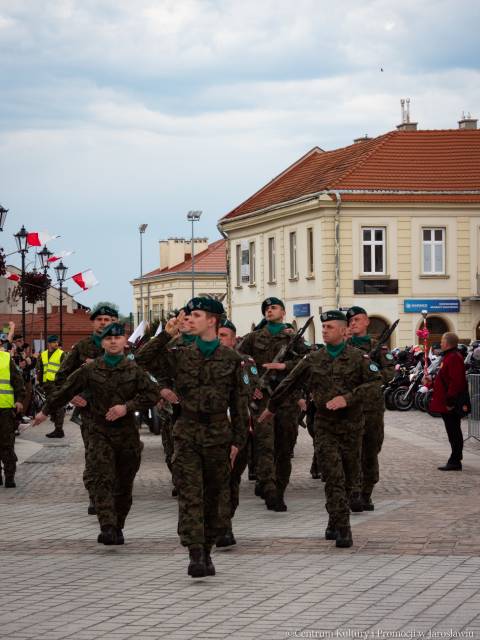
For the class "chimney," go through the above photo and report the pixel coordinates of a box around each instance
[458,112,477,130]
[353,134,372,144]
[396,98,418,131]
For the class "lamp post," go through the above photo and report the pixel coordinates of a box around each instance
[187,210,202,298]
[138,224,148,325]
[54,261,68,345]
[38,245,53,348]
[0,205,8,231]
[13,225,29,341]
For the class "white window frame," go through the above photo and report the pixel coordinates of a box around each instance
[306,227,314,277]
[289,231,298,279]
[268,237,276,283]
[235,243,242,287]
[361,227,386,275]
[422,227,446,275]
[249,241,256,285]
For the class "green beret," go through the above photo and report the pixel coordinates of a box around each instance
[261,297,285,315]
[99,322,125,339]
[220,319,236,333]
[320,310,347,323]
[47,335,59,343]
[186,297,225,316]
[90,304,119,320]
[346,306,367,321]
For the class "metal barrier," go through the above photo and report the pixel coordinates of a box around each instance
[466,374,480,442]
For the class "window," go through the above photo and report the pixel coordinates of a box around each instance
[268,237,276,282]
[289,231,298,279]
[422,228,445,274]
[249,241,256,285]
[307,227,314,276]
[235,244,241,287]
[153,304,160,319]
[362,227,385,274]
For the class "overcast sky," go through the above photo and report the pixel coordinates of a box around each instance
[0,0,479,313]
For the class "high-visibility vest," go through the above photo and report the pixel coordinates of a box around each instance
[41,348,64,383]
[0,351,14,409]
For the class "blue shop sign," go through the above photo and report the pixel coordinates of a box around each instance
[293,303,311,317]
[403,299,460,313]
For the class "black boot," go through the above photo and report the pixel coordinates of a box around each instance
[336,526,353,548]
[46,429,65,439]
[204,547,216,576]
[274,493,287,512]
[362,492,375,511]
[254,482,264,498]
[97,525,118,545]
[438,462,462,471]
[115,528,125,545]
[264,490,277,511]
[188,547,207,578]
[4,477,16,488]
[349,492,364,513]
[216,529,237,548]
[171,487,178,497]
[87,498,96,515]
[325,518,337,541]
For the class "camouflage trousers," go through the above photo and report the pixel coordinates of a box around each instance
[314,418,363,527]
[253,400,299,496]
[361,410,385,496]
[226,431,253,527]
[172,418,231,547]
[0,410,17,479]
[161,418,174,474]
[86,424,142,529]
[43,384,66,429]
[80,415,95,499]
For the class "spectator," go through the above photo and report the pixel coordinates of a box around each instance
[426,332,468,471]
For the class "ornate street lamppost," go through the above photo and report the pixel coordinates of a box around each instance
[13,225,29,341]
[54,260,68,345]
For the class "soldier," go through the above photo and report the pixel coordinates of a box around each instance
[33,323,159,545]
[36,335,66,438]
[55,303,118,514]
[259,310,382,548]
[346,306,395,511]
[0,350,26,488]
[238,297,308,512]
[137,298,249,577]
[216,318,259,548]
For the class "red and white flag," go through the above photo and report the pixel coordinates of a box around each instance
[72,270,98,290]
[48,250,73,263]
[27,231,59,247]
[2,271,20,282]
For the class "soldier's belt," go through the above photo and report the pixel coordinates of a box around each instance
[181,409,228,424]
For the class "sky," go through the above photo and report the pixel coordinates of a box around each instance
[0,0,479,314]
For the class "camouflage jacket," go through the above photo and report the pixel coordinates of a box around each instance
[267,344,382,429]
[346,337,396,385]
[55,335,103,387]
[43,357,159,430]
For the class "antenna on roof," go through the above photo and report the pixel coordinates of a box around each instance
[397,98,418,131]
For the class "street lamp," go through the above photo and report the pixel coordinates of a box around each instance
[13,225,29,341]
[138,224,148,325]
[187,210,202,298]
[38,245,53,348]
[54,260,68,345]
[0,205,8,231]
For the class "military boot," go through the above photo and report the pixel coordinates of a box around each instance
[87,498,96,515]
[336,526,353,548]
[97,525,118,545]
[325,517,337,541]
[115,528,125,545]
[4,477,16,488]
[188,546,207,578]
[254,482,264,498]
[349,492,364,513]
[46,428,65,439]
[216,529,237,548]
[204,546,216,576]
[274,492,287,512]
[362,492,375,511]
[264,490,277,511]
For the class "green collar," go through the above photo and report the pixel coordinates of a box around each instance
[181,333,196,345]
[267,321,286,336]
[350,334,372,346]
[92,333,103,348]
[326,342,346,359]
[195,336,220,358]
[103,353,125,368]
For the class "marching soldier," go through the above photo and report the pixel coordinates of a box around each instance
[259,310,382,548]
[55,303,118,514]
[0,350,25,488]
[238,297,308,512]
[346,306,396,511]
[33,323,159,545]
[36,335,66,439]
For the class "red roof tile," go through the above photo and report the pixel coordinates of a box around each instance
[221,129,480,219]
[143,239,226,278]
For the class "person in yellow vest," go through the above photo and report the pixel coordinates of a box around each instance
[0,350,25,488]
[36,335,66,438]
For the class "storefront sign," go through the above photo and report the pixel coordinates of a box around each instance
[293,303,311,317]
[403,299,461,313]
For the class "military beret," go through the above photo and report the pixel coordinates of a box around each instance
[261,297,285,315]
[320,310,347,323]
[220,319,236,333]
[346,306,367,321]
[99,322,125,339]
[47,335,59,343]
[90,304,119,320]
[186,297,225,316]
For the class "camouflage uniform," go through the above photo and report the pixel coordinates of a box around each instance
[268,345,382,529]
[43,357,159,529]
[36,351,66,430]
[55,335,103,497]
[347,337,396,499]
[137,331,249,548]
[238,326,308,501]
[0,360,25,483]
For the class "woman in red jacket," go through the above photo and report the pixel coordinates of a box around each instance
[426,332,467,471]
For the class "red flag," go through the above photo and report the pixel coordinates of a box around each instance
[3,271,20,282]
[27,231,59,247]
[72,270,98,290]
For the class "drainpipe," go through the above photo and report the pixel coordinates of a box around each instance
[334,191,342,309]
[217,222,231,318]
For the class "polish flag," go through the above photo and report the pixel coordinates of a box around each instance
[48,250,73,263]
[2,271,20,282]
[72,270,98,290]
[128,320,146,344]
[27,231,59,247]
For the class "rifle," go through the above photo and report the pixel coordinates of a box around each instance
[369,319,399,366]
[251,316,313,412]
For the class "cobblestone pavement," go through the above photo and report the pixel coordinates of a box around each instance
[1,409,480,640]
